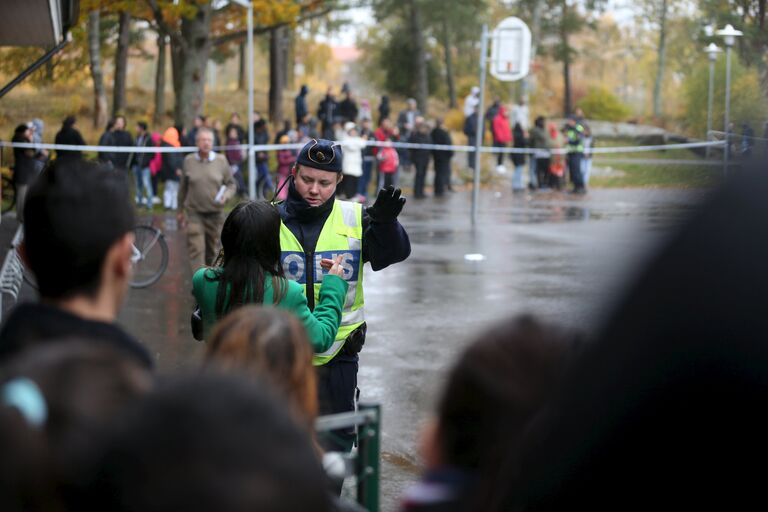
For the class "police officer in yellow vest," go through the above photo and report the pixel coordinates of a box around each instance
[278,138,411,452]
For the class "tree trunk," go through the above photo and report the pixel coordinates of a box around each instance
[561,1,572,116]
[521,0,544,98]
[154,32,167,126]
[88,11,108,129]
[171,4,213,129]
[652,0,668,118]
[113,11,131,117]
[408,0,429,114]
[440,17,456,108]
[286,29,295,92]
[238,41,245,91]
[269,26,287,126]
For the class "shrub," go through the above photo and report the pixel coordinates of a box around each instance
[577,87,631,122]
[683,54,768,138]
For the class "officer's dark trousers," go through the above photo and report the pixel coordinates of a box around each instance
[317,355,358,453]
[567,152,584,191]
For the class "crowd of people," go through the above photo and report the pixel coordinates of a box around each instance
[2,151,768,511]
[2,80,768,511]
[463,88,594,195]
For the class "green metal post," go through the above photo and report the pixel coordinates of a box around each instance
[356,403,380,512]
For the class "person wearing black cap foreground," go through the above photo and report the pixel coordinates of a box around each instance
[277,138,411,453]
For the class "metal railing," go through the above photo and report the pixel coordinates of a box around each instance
[316,403,381,512]
[0,226,25,321]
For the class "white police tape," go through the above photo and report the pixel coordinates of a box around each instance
[1,139,723,156]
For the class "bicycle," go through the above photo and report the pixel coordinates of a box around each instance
[130,224,169,288]
[18,224,168,290]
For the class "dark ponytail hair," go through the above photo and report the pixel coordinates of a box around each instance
[209,201,287,317]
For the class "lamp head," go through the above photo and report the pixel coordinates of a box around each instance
[704,42,722,61]
[716,24,743,47]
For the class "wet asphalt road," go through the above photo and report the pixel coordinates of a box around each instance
[0,185,705,511]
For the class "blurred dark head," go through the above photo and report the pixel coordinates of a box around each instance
[432,315,574,509]
[22,160,135,300]
[62,116,76,129]
[535,116,545,129]
[87,374,331,512]
[0,341,152,511]
[516,163,768,510]
[13,124,29,137]
[206,306,317,428]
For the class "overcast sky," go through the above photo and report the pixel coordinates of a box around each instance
[321,1,640,48]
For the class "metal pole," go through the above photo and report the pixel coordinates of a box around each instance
[706,58,715,158]
[356,403,381,512]
[471,24,488,226]
[723,45,732,178]
[0,39,69,99]
[246,1,256,200]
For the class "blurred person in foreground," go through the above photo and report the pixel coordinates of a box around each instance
[513,161,768,511]
[0,161,152,369]
[84,374,332,512]
[0,340,152,512]
[205,307,318,431]
[400,316,574,512]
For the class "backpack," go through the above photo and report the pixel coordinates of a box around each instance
[377,146,399,174]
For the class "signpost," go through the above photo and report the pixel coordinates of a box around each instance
[471,17,532,225]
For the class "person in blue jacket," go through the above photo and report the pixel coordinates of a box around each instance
[277,138,411,453]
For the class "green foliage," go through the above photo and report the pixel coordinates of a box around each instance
[577,87,631,121]
[683,54,768,137]
[379,24,441,99]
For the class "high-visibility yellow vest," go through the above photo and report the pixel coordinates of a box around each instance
[279,199,365,366]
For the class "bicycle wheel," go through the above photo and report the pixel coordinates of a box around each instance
[130,225,169,288]
[2,175,16,214]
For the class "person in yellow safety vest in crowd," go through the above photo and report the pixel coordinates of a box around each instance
[277,138,411,453]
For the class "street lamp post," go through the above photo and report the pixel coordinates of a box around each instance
[704,43,721,158]
[231,0,255,199]
[716,24,743,177]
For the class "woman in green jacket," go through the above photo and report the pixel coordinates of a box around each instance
[192,201,348,353]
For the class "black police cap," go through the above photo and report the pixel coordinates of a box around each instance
[296,139,343,173]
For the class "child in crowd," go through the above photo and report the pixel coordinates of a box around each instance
[377,139,400,189]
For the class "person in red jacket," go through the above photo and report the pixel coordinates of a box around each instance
[492,105,512,170]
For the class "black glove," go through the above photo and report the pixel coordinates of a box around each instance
[366,186,405,223]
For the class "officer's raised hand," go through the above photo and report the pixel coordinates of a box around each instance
[366,186,406,223]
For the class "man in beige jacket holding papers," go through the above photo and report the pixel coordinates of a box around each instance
[178,127,236,271]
